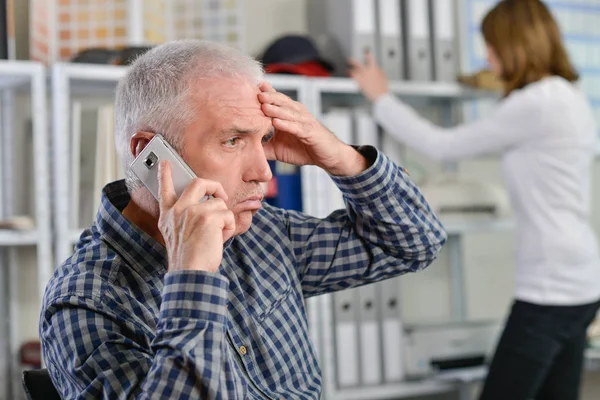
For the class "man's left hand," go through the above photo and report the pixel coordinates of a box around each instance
[258,82,368,177]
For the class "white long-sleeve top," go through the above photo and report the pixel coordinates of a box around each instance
[374,76,600,305]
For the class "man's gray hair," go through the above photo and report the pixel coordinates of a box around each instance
[114,39,264,192]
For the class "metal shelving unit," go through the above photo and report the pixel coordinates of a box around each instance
[307,74,505,400]
[0,61,52,400]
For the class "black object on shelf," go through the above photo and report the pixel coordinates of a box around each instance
[0,0,8,60]
[70,46,153,65]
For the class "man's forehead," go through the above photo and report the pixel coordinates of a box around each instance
[191,76,261,101]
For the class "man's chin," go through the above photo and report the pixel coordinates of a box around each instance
[234,211,255,236]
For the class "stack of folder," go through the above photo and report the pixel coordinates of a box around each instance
[307,0,459,82]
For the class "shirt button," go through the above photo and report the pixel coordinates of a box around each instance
[239,345,247,355]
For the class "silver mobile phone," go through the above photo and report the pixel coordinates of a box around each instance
[130,134,208,202]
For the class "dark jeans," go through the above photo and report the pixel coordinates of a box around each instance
[479,299,600,400]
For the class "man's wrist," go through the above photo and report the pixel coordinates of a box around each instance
[326,145,370,177]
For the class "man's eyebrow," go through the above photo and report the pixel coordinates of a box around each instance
[219,127,258,136]
[219,127,274,136]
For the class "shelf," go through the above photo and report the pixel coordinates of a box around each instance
[50,63,497,101]
[52,63,306,96]
[311,76,499,100]
[443,218,515,235]
[0,230,39,246]
[0,75,30,90]
[0,61,45,90]
[333,379,456,400]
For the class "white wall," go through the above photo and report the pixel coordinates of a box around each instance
[242,0,308,57]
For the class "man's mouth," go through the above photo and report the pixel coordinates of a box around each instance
[236,195,264,210]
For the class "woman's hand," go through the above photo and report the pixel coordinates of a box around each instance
[348,52,390,102]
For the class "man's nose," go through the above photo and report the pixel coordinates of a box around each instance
[243,144,273,183]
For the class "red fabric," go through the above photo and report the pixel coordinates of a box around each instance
[265,61,331,77]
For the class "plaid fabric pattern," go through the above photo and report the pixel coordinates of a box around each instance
[40,148,446,399]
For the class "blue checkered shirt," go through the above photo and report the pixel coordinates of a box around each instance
[40,149,446,399]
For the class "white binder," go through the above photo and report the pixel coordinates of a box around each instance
[402,0,433,81]
[353,108,380,148]
[307,0,378,74]
[325,108,354,145]
[93,105,124,219]
[358,283,382,385]
[376,0,404,80]
[70,101,82,229]
[379,277,405,382]
[323,109,354,213]
[333,288,360,387]
[430,0,457,82]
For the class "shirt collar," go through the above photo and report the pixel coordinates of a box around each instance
[95,180,168,279]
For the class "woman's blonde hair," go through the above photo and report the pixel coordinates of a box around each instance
[482,0,579,95]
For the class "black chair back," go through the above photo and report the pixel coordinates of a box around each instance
[22,369,61,400]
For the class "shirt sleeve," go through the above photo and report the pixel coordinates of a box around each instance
[40,271,245,400]
[372,92,541,161]
[277,148,447,297]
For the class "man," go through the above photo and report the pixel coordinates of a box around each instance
[40,40,446,399]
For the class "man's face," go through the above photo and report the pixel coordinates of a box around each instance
[180,77,273,236]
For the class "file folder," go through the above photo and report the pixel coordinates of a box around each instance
[326,108,354,145]
[376,0,404,80]
[358,283,382,385]
[324,109,354,212]
[333,288,360,387]
[307,0,378,74]
[70,101,82,229]
[379,277,405,382]
[402,0,433,81]
[430,0,457,82]
[353,108,380,148]
[301,165,318,215]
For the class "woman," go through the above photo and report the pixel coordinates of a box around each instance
[349,1,600,399]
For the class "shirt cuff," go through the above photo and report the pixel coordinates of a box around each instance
[330,146,408,203]
[160,271,229,324]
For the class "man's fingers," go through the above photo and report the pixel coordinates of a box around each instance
[220,210,237,242]
[261,102,303,122]
[272,118,305,137]
[259,81,277,93]
[262,142,276,161]
[257,91,296,108]
[158,161,177,211]
[178,178,228,209]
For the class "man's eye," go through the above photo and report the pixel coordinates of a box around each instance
[225,137,240,147]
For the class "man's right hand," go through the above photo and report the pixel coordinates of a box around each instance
[157,160,235,273]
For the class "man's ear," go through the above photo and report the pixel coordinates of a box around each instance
[129,131,156,159]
